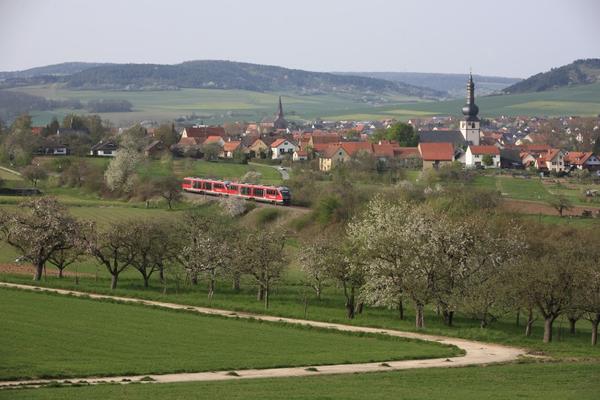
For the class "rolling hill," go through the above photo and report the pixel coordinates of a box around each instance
[503,59,600,94]
[335,72,521,98]
[0,60,443,99]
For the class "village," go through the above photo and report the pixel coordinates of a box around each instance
[29,75,600,179]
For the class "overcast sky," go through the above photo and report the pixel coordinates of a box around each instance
[1,0,598,77]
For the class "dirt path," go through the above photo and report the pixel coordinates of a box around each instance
[0,282,526,389]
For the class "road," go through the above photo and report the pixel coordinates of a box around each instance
[0,282,527,389]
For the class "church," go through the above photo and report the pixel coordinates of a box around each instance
[419,73,481,147]
[273,96,288,130]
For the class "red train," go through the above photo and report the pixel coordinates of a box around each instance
[182,177,291,206]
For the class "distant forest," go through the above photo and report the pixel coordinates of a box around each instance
[504,59,600,93]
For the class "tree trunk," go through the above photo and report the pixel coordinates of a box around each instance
[159,267,165,283]
[190,273,198,285]
[543,316,555,343]
[415,303,425,329]
[143,274,150,288]
[480,318,488,329]
[33,261,44,281]
[264,285,269,309]
[591,314,599,346]
[257,285,265,301]
[398,300,404,320]
[58,267,64,279]
[110,274,118,290]
[232,275,240,291]
[525,308,534,337]
[345,288,355,319]
[568,317,577,334]
[355,301,364,315]
[442,310,454,327]
[316,286,321,301]
[208,276,215,300]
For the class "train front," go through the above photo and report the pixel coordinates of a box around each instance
[278,186,291,206]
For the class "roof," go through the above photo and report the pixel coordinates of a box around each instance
[183,126,225,138]
[91,140,118,151]
[469,145,500,155]
[564,151,593,165]
[545,148,563,161]
[418,142,454,161]
[419,131,466,147]
[223,141,241,152]
[518,144,550,153]
[271,138,296,148]
[311,134,342,144]
[144,140,164,151]
[394,147,420,158]
[204,135,224,144]
[178,137,202,146]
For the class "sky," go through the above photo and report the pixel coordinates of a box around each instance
[0,0,599,78]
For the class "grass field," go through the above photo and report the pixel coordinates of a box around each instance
[0,288,459,380]
[2,361,598,400]
[9,85,422,126]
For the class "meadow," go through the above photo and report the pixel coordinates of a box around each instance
[1,361,598,400]
[0,288,459,381]
[12,81,600,126]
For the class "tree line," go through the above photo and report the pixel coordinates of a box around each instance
[0,197,286,310]
[302,195,600,346]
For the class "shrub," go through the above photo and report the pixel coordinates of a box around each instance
[255,208,280,225]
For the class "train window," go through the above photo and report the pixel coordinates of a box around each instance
[193,181,200,189]
[228,185,238,192]
[214,183,224,189]
[254,188,264,197]
[266,189,277,196]
[240,186,250,195]
[203,182,212,190]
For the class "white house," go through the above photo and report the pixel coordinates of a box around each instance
[465,145,500,168]
[90,141,118,157]
[270,138,298,160]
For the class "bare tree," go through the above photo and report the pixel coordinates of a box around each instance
[48,246,84,278]
[1,197,79,280]
[153,175,182,210]
[548,194,573,217]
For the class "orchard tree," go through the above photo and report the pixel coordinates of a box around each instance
[85,221,137,289]
[22,164,48,187]
[126,220,173,288]
[300,237,332,300]
[104,147,141,194]
[153,175,182,210]
[548,194,573,217]
[1,197,80,280]
[48,244,85,278]
[154,123,179,147]
[241,229,286,309]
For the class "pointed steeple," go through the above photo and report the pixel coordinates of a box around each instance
[274,96,288,130]
[462,72,479,121]
[277,96,284,118]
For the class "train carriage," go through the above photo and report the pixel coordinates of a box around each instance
[182,177,291,206]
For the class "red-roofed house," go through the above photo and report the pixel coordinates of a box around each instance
[564,151,600,171]
[465,145,500,168]
[270,138,298,159]
[418,142,454,170]
[181,126,225,139]
[203,135,225,147]
[293,149,308,161]
[222,141,244,158]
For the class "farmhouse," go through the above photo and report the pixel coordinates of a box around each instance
[465,145,500,168]
[418,142,454,170]
[181,126,225,139]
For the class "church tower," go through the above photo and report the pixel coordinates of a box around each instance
[460,73,480,145]
[273,96,288,130]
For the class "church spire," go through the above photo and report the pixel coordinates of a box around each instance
[277,96,284,118]
[462,72,479,121]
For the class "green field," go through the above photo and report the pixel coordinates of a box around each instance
[2,361,598,400]
[9,85,421,125]
[8,81,600,126]
[0,288,458,380]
